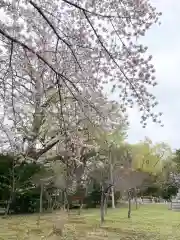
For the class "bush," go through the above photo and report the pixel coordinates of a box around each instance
[161,185,178,201]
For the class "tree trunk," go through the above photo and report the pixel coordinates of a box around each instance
[5,165,15,216]
[5,195,12,216]
[100,185,105,224]
[62,190,66,210]
[66,203,70,213]
[49,198,52,212]
[135,197,138,210]
[109,147,115,209]
[39,182,43,214]
[128,189,131,219]
[111,185,115,209]
[104,193,108,215]
[64,190,69,213]
[78,199,83,215]
[134,188,138,210]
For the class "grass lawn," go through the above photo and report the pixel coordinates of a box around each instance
[0,204,180,239]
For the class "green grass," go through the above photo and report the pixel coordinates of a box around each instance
[0,204,179,239]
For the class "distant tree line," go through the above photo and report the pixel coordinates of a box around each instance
[1,145,180,215]
[0,154,121,214]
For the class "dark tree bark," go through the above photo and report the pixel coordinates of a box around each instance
[128,189,132,219]
[78,198,83,215]
[39,182,44,214]
[5,162,16,217]
[100,185,105,224]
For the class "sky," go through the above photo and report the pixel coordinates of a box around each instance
[127,0,180,149]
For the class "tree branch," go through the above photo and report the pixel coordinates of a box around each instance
[62,0,123,18]
[0,28,103,120]
[83,10,149,115]
[28,0,81,70]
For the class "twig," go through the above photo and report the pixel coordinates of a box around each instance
[83,10,150,115]
[62,0,130,19]
[28,0,81,70]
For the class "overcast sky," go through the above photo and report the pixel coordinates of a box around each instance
[127,0,180,149]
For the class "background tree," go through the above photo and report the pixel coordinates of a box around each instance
[172,149,180,173]
[131,138,166,175]
[0,154,48,214]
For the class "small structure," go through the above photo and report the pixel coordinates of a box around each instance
[171,189,180,211]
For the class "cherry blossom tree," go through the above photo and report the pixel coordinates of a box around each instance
[0,1,163,217]
[0,0,163,140]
